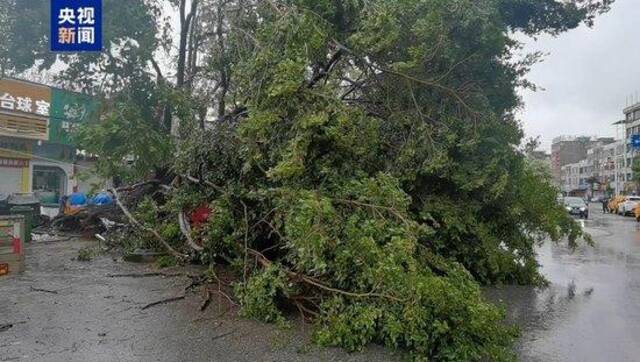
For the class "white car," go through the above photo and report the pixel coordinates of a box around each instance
[618,196,640,216]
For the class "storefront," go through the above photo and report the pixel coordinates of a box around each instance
[0,77,103,201]
[0,137,32,195]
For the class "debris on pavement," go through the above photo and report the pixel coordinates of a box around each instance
[29,286,59,294]
[106,272,185,278]
[0,321,25,333]
[141,295,186,310]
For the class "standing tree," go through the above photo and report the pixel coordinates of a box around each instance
[1,0,248,180]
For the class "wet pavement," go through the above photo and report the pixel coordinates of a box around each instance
[0,239,395,362]
[2,203,640,361]
[488,203,640,361]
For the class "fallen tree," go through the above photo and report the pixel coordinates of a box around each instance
[71,0,612,360]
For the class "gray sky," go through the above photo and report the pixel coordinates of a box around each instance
[518,0,639,151]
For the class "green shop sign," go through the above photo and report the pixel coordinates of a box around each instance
[49,88,99,145]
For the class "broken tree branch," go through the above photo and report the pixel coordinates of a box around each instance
[110,188,189,260]
[208,287,238,307]
[179,211,204,251]
[184,174,225,193]
[30,286,58,294]
[307,48,344,89]
[141,295,186,310]
[241,200,249,284]
[0,321,25,332]
[247,249,404,302]
[200,288,212,311]
[106,272,185,278]
[115,180,162,192]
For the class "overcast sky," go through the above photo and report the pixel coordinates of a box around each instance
[517,0,639,152]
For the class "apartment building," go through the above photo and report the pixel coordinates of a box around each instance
[551,135,615,185]
[560,159,591,196]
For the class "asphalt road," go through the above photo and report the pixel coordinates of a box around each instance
[0,239,395,362]
[488,202,640,361]
[2,204,639,361]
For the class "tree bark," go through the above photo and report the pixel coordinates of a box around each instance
[216,3,228,118]
[173,0,199,138]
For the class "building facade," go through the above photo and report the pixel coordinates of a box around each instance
[560,159,591,196]
[551,135,615,185]
[556,98,640,196]
[623,102,640,193]
[0,77,105,201]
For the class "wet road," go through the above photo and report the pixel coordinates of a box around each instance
[0,238,396,362]
[488,203,640,361]
[2,204,640,361]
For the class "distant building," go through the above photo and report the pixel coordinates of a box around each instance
[585,140,626,195]
[551,136,615,185]
[555,100,640,196]
[560,159,591,196]
[622,101,640,193]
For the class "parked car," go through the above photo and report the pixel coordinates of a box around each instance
[618,196,640,216]
[564,197,589,219]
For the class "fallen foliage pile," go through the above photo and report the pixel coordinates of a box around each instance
[72,0,611,360]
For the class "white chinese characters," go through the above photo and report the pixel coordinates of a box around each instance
[16,97,32,113]
[0,92,50,116]
[78,27,95,44]
[57,7,96,45]
[35,100,51,116]
[0,93,15,110]
[58,7,75,25]
[77,7,95,25]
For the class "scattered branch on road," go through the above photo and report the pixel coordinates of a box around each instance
[200,288,212,311]
[106,272,186,278]
[141,295,186,310]
[210,330,234,341]
[0,321,25,332]
[29,286,59,294]
[184,274,208,292]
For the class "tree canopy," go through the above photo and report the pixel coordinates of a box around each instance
[2,0,613,359]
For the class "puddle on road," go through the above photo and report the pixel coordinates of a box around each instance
[486,211,640,361]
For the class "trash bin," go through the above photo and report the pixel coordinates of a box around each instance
[8,193,40,242]
[0,194,9,216]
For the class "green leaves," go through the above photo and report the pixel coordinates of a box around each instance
[235,264,290,325]
[281,192,336,275]
[71,0,609,360]
[74,102,174,182]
